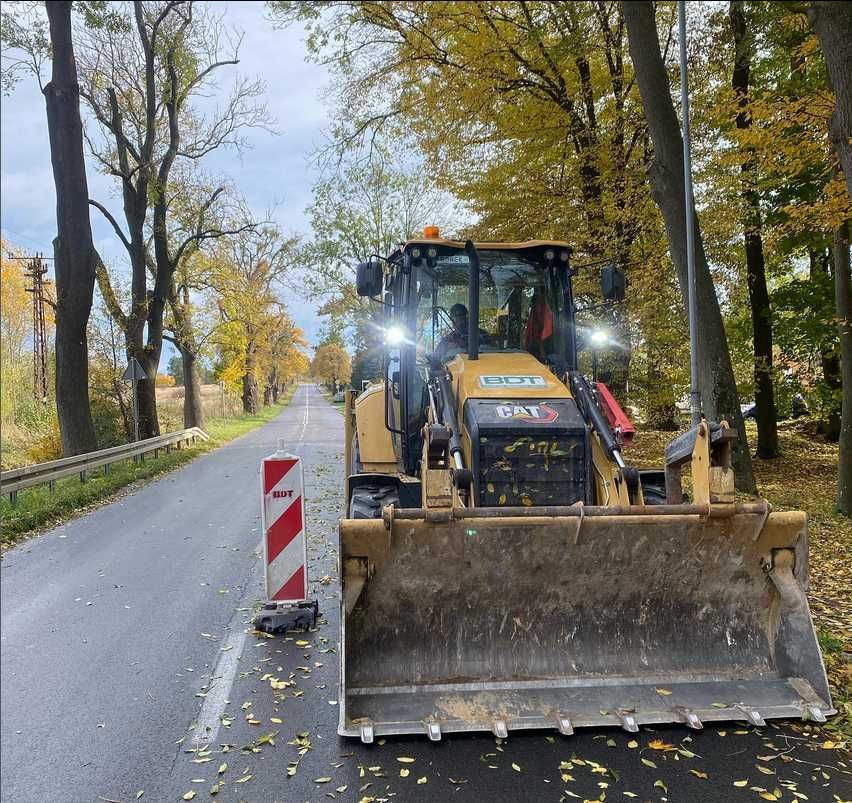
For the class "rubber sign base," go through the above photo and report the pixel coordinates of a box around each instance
[253,599,319,634]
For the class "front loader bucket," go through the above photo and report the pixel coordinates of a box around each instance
[338,504,834,741]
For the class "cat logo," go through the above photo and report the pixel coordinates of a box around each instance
[495,403,559,423]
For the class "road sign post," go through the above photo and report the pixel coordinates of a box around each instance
[123,358,149,442]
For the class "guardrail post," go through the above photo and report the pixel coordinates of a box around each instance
[10,491,17,507]
[80,470,88,483]
[104,464,110,477]
[154,448,159,459]
[49,480,56,494]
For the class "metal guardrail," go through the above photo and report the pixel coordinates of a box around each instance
[1,427,209,504]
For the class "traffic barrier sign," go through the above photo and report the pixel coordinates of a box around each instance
[254,440,318,633]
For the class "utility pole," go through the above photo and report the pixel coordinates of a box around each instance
[9,252,53,402]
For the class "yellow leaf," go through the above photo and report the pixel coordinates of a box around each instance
[270,717,282,724]
[295,640,310,647]
[654,779,668,793]
[235,775,252,783]
[217,763,227,775]
[733,780,749,787]
[397,757,415,763]
[648,739,676,751]
[182,794,196,801]
[314,778,332,784]
[690,769,708,779]
[655,688,673,696]
[821,740,835,749]
[641,758,657,768]
[627,740,638,749]
[624,794,638,799]
[512,763,521,772]
[416,776,427,784]
[756,765,775,775]
[399,769,410,778]
[759,794,779,801]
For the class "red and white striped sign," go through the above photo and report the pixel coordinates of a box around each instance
[261,451,307,603]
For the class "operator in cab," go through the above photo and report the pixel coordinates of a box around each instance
[435,303,494,360]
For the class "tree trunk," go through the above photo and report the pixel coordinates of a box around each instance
[833,222,852,515]
[622,0,756,492]
[43,1,98,456]
[242,345,259,414]
[809,2,852,203]
[136,348,160,440]
[730,0,779,459]
[181,346,205,429]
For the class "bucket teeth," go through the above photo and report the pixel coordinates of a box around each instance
[736,706,766,727]
[425,722,442,741]
[802,704,827,723]
[359,721,375,744]
[492,720,508,739]
[557,716,574,736]
[618,712,639,733]
[675,707,703,730]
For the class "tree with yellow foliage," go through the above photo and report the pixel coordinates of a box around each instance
[207,226,302,414]
[311,337,352,393]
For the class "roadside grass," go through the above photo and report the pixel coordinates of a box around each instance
[631,420,852,737]
[318,385,345,413]
[0,387,295,548]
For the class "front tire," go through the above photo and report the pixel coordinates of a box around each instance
[348,483,400,519]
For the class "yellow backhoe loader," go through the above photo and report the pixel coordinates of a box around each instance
[338,231,833,742]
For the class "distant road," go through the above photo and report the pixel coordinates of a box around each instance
[2,384,849,802]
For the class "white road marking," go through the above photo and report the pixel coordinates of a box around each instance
[189,384,314,746]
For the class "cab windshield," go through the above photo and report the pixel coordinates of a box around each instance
[412,250,565,362]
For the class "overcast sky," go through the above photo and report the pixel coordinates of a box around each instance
[0,1,330,363]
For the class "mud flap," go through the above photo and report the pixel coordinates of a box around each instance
[338,506,833,740]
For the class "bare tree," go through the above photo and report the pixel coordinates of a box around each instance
[622,0,755,492]
[78,0,271,436]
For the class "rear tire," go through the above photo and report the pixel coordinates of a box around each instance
[348,483,400,519]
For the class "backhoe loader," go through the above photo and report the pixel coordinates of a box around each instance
[338,231,833,742]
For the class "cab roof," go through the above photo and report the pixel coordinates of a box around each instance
[388,239,572,261]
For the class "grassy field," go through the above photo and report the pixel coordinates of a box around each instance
[0,386,295,547]
[630,420,851,736]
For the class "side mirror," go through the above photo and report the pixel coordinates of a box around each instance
[356,260,383,297]
[601,264,626,301]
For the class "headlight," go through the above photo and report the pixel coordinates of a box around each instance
[544,249,555,261]
[559,250,570,262]
[427,247,437,258]
[590,329,608,346]
[411,247,421,258]
[385,325,406,346]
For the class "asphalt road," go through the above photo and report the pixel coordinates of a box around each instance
[2,384,849,803]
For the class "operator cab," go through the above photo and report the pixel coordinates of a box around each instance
[402,238,574,371]
[358,233,577,474]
